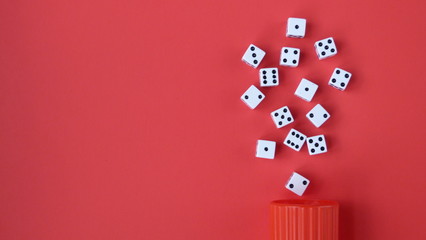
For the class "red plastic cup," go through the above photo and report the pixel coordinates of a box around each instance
[270,199,339,240]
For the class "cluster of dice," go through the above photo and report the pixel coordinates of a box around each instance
[240,17,352,196]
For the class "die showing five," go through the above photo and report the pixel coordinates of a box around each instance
[270,106,294,128]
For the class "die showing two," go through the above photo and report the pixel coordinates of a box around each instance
[286,172,310,196]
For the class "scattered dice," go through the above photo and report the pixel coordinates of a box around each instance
[242,44,266,68]
[280,47,300,67]
[256,140,276,159]
[294,78,318,102]
[314,37,337,60]
[329,68,352,91]
[307,135,327,155]
[270,106,294,128]
[238,20,354,189]
[285,172,310,196]
[259,68,279,87]
[284,128,306,151]
[240,85,265,109]
[286,17,306,38]
[306,104,330,127]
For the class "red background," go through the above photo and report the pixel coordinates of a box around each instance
[1,0,426,239]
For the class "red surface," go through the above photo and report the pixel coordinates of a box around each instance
[0,0,425,239]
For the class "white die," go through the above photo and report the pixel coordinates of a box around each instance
[240,85,265,109]
[307,135,327,155]
[286,17,306,38]
[242,44,266,68]
[283,128,306,151]
[259,68,279,87]
[294,78,318,102]
[256,140,276,159]
[329,68,352,91]
[314,37,337,60]
[279,47,300,67]
[270,106,294,128]
[306,104,330,128]
[285,172,310,196]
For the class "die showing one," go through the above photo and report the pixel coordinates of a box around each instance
[306,104,330,127]
[329,68,352,91]
[259,68,279,87]
[280,47,300,67]
[307,135,327,155]
[284,128,306,151]
[294,78,318,102]
[286,17,306,38]
[285,172,310,196]
[256,140,276,159]
[270,106,294,128]
[314,37,337,60]
[242,44,266,68]
[240,85,265,109]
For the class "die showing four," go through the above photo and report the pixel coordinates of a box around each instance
[329,68,352,91]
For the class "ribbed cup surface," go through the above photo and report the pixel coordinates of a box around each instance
[270,199,339,240]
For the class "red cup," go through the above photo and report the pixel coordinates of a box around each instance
[271,199,339,240]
